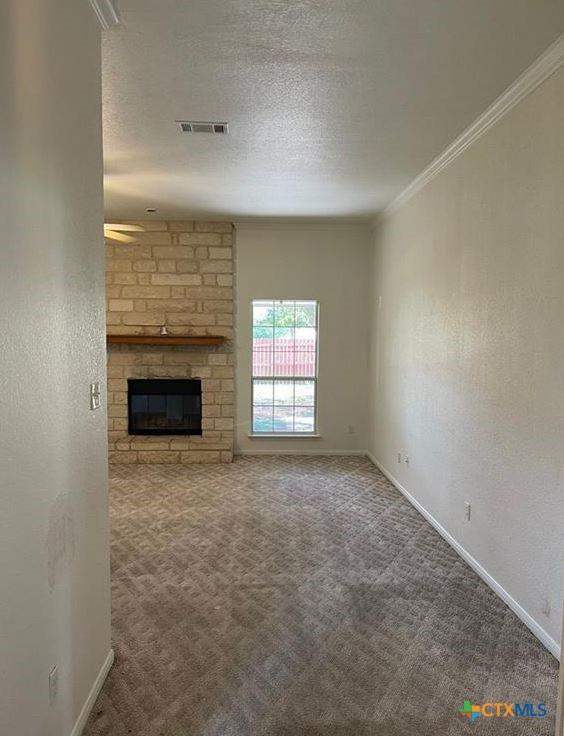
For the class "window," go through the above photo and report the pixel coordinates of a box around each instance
[252,299,318,434]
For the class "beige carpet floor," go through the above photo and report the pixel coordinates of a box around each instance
[84,456,558,735]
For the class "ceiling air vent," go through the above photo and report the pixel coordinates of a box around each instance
[178,121,229,134]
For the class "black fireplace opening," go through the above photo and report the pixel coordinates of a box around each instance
[128,379,202,435]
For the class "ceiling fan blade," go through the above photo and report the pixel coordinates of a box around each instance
[104,230,137,243]
[104,223,145,232]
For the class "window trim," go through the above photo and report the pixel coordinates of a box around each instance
[250,299,319,437]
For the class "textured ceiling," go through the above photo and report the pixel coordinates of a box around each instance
[102,1,564,219]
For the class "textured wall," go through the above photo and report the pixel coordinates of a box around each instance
[0,1,111,734]
[106,221,234,463]
[235,222,371,455]
[369,67,564,649]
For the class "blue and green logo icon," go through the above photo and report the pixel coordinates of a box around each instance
[458,700,547,721]
[459,700,481,721]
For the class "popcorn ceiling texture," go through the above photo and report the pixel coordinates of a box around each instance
[106,221,234,463]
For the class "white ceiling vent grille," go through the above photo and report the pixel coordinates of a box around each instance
[178,121,229,135]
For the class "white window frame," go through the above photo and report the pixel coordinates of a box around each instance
[250,299,319,437]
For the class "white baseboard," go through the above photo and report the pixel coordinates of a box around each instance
[366,453,560,661]
[236,449,367,456]
[70,648,114,736]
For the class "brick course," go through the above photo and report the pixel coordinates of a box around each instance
[106,221,234,464]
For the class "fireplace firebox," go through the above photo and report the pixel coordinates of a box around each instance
[127,379,202,435]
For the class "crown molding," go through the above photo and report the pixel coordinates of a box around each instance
[382,33,564,219]
[234,216,372,228]
[88,0,120,29]
[370,214,381,232]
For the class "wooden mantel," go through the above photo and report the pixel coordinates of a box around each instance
[107,335,225,346]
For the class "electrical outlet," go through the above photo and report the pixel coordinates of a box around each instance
[404,455,410,466]
[465,502,471,521]
[347,425,355,435]
[541,598,551,617]
[49,666,58,706]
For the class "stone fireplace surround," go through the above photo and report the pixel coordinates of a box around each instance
[106,220,234,463]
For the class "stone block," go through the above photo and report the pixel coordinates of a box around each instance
[157,259,177,272]
[113,273,138,285]
[166,313,216,326]
[167,221,195,232]
[121,285,171,298]
[176,260,199,273]
[137,451,181,464]
[129,232,172,245]
[179,233,222,245]
[133,260,157,272]
[109,451,139,464]
[200,260,233,273]
[195,221,232,232]
[180,451,221,464]
[152,246,194,259]
[151,274,202,286]
[214,418,233,430]
[208,247,232,259]
[107,259,132,272]
[108,299,134,312]
[122,312,166,326]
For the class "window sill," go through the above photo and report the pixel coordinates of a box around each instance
[247,433,321,439]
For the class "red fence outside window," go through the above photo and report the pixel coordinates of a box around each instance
[252,338,316,377]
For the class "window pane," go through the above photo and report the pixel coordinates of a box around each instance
[295,405,315,432]
[274,325,294,349]
[295,327,316,349]
[295,301,317,327]
[253,351,273,376]
[294,380,315,406]
[273,380,294,405]
[253,301,274,326]
[253,406,273,433]
[294,353,316,377]
[253,325,273,343]
[274,301,295,326]
[274,326,295,374]
[251,299,318,434]
[273,406,294,432]
[253,380,273,406]
[274,351,297,376]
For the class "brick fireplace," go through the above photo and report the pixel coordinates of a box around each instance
[105,220,234,463]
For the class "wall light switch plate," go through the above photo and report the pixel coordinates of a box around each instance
[90,382,101,410]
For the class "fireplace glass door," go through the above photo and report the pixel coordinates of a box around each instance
[128,379,202,435]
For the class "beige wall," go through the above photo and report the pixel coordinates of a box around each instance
[369,66,564,650]
[106,220,234,463]
[235,222,371,454]
[0,1,111,735]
